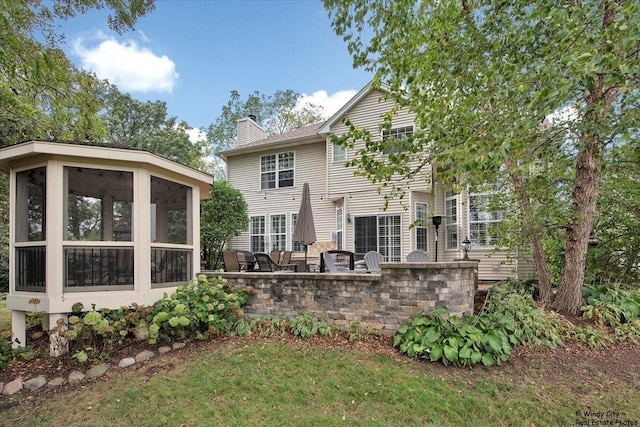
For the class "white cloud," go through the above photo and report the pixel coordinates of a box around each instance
[298,89,358,118]
[186,127,206,143]
[72,33,178,93]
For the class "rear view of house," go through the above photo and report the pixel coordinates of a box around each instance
[219,81,535,281]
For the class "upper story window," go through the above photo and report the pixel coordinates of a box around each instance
[382,126,413,154]
[261,151,294,189]
[333,143,346,162]
[468,190,506,248]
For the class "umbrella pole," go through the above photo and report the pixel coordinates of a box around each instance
[304,245,308,272]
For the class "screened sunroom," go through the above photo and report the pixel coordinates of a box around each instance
[0,141,213,347]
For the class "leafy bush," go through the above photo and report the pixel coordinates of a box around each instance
[289,314,333,339]
[148,274,253,344]
[572,325,610,348]
[582,284,640,327]
[394,306,510,367]
[394,281,566,367]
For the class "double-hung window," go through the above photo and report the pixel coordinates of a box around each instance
[468,190,506,248]
[414,202,428,252]
[250,216,266,253]
[336,208,344,250]
[382,126,413,154]
[333,143,346,162]
[261,152,294,189]
[445,191,459,250]
[291,213,304,252]
[270,214,286,251]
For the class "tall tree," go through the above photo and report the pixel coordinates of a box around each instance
[200,181,249,270]
[0,0,155,290]
[324,0,640,313]
[207,89,325,179]
[102,85,209,171]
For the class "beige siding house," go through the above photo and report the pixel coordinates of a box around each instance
[220,82,535,281]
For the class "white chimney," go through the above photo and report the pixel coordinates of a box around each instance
[237,115,266,146]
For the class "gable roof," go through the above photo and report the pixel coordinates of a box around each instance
[218,121,324,159]
[317,80,391,135]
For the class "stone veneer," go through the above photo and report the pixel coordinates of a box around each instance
[205,261,477,335]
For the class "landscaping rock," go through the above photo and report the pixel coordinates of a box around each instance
[133,327,149,341]
[85,363,109,379]
[172,342,186,350]
[24,376,47,391]
[0,382,3,394]
[135,349,155,363]
[68,370,86,386]
[119,357,136,368]
[2,378,23,395]
[158,346,172,354]
[48,377,66,387]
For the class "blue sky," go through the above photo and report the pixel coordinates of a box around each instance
[55,0,372,137]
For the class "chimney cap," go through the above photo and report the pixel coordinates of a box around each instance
[248,114,257,122]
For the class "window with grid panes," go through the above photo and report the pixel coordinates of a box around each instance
[382,126,413,154]
[250,216,265,253]
[468,192,506,248]
[260,151,294,189]
[414,202,428,252]
[445,192,459,250]
[291,213,304,252]
[270,214,286,251]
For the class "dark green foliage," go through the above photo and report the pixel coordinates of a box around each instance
[394,282,565,367]
[200,181,249,270]
[582,284,640,327]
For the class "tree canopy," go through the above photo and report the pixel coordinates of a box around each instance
[324,0,640,313]
[207,89,325,179]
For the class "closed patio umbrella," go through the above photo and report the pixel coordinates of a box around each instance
[292,182,316,271]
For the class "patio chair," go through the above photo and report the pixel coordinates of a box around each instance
[406,250,429,262]
[221,250,241,272]
[321,251,372,274]
[236,250,256,271]
[270,250,283,264]
[254,253,297,272]
[280,251,293,265]
[364,251,384,273]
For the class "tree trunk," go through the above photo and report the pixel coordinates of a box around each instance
[506,157,552,304]
[552,1,621,314]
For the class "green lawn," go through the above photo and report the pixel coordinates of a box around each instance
[1,337,638,427]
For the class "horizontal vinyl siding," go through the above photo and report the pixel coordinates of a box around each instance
[226,141,335,260]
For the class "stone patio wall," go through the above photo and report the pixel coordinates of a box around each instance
[204,261,477,335]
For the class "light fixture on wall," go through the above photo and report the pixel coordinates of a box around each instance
[432,215,442,262]
[347,213,351,223]
[462,237,471,260]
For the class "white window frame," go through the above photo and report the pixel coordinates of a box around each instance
[378,215,402,262]
[333,142,346,162]
[270,213,287,251]
[291,213,304,252]
[336,207,344,250]
[468,190,505,248]
[414,202,428,252]
[445,192,459,250]
[250,215,266,253]
[382,125,413,154]
[260,151,295,190]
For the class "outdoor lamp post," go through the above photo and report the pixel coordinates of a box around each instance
[432,216,442,262]
[462,237,471,260]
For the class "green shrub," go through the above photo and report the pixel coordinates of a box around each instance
[394,281,566,367]
[289,313,333,339]
[572,325,610,348]
[582,284,640,327]
[148,274,253,344]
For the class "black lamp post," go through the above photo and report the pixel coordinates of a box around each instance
[462,237,471,260]
[432,215,442,262]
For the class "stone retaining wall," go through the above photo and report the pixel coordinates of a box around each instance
[205,261,477,335]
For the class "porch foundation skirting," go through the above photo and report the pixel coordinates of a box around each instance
[205,261,477,335]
